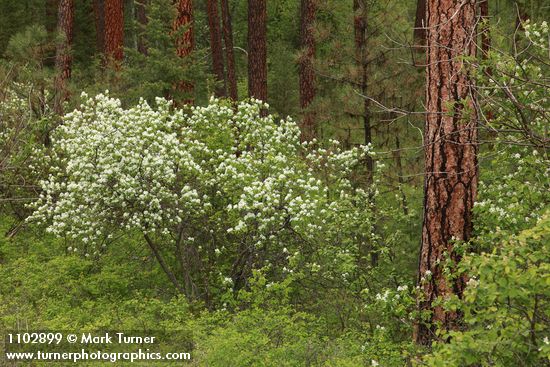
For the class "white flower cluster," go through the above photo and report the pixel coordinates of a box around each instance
[524,20,549,50]
[28,94,374,257]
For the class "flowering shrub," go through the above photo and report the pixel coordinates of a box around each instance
[29,93,375,302]
[0,82,52,218]
[475,21,549,148]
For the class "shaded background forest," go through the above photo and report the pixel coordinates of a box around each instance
[0,0,549,366]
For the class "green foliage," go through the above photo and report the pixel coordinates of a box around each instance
[0,1,549,366]
[425,214,550,367]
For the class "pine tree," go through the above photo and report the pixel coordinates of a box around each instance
[174,0,194,101]
[414,0,479,346]
[247,0,267,102]
[53,0,75,115]
[104,0,124,61]
[207,0,226,97]
[220,0,237,100]
[298,0,316,141]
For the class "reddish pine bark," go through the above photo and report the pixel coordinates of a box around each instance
[298,0,316,141]
[174,0,194,58]
[104,0,124,62]
[173,0,194,101]
[414,0,427,47]
[247,0,267,102]
[414,0,478,346]
[53,0,75,115]
[221,0,238,100]
[207,0,226,97]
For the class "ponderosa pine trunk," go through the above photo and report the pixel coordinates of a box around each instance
[207,0,226,97]
[53,0,75,115]
[174,0,194,102]
[414,0,479,346]
[220,0,238,100]
[247,0,267,102]
[104,0,124,62]
[298,0,316,141]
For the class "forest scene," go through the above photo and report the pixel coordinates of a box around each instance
[0,0,549,365]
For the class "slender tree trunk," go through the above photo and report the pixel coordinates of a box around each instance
[353,0,373,178]
[354,0,378,266]
[414,0,479,346]
[414,0,427,47]
[94,0,105,53]
[207,0,226,97]
[104,0,124,62]
[174,0,194,102]
[220,0,238,100]
[298,0,317,141]
[135,0,148,55]
[394,134,409,216]
[144,234,186,295]
[247,0,267,102]
[53,0,75,115]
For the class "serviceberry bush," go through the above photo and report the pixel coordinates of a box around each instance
[29,93,376,304]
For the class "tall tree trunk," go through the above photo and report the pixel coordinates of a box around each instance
[104,0,124,62]
[354,0,377,266]
[94,0,105,54]
[53,0,75,115]
[174,0,194,102]
[353,0,373,178]
[414,0,478,346]
[135,0,148,55]
[220,0,238,100]
[298,0,317,141]
[207,0,226,97]
[414,0,427,47]
[247,0,267,102]
[394,134,409,216]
